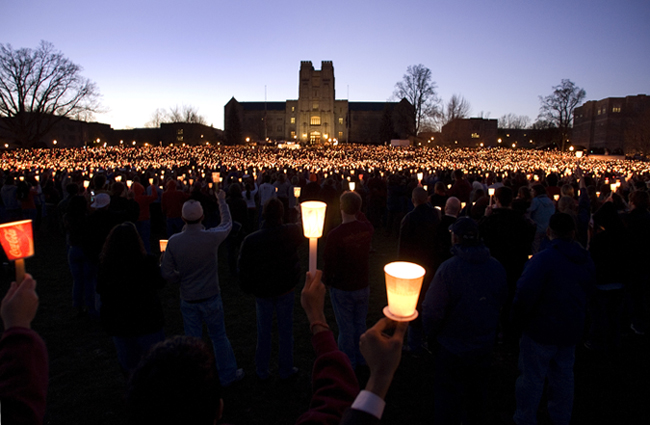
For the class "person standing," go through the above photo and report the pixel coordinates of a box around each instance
[398,186,440,352]
[512,213,595,425]
[422,217,507,424]
[323,191,374,369]
[161,191,243,386]
[238,198,303,380]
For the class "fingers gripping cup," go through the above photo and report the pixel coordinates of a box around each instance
[383,261,426,322]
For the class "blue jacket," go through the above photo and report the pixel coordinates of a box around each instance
[422,243,507,354]
[512,238,595,346]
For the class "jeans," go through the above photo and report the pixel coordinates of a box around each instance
[68,245,99,316]
[329,286,370,368]
[112,329,165,373]
[514,334,575,425]
[180,293,239,386]
[255,291,295,379]
[166,217,185,238]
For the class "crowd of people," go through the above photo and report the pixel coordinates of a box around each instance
[0,144,649,424]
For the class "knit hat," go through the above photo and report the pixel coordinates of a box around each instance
[182,200,203,221]
[449,217,479,241]
[90,193,110,209]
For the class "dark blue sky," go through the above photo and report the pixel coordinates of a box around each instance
[4,0,649,130]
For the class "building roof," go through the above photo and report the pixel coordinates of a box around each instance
[348,101,397,111]
[240,102,287,111]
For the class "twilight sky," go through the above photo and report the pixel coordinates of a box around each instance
[3,0,649,130]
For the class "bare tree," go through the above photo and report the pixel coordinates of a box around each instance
[393,64,440,136]
[0,41,100,147]
[145,105,207,127]
[168,105,207,125]
[439,94,471,128]
[498,113,531,129]
[145,108,168,128]
[538,79,585,151]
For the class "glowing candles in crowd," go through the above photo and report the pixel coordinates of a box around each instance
[300,201,327,276]
[0,220,34,283]
[488,187,495,204]
[293,186,301,198]
[553,194,560,202]
[126,180,133,189]
[159,239,168,252]
[383,261,425,321]
[349,182,356,191]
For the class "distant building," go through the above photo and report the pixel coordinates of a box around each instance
[496,128,558,149]
[0,115,223,148]
[113,123,223,147]
[441,118,498,147]
[224,61,413,145]
[573,94,650,154]
[0,115,112,148]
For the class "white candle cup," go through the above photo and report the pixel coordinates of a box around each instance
[349,182,356,191]
[383,261,426,321]
[301,201,327,275]
[293,186,301,198]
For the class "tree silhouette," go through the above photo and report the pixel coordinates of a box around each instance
[0,41,100,147]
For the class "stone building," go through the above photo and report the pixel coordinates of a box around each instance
[440,118,498,147]
[573,94,650,154]
[224,61,413,145]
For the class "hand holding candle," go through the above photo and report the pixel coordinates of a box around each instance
[0,220,34,283]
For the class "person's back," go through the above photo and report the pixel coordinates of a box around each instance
[512,213,595,425]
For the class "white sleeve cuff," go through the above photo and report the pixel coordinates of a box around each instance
[351,390,386,419]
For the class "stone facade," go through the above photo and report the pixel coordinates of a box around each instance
[224,61,413,145]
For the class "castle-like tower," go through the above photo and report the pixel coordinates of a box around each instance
[296,61,336,144]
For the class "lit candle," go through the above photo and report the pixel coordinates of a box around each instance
[159,239,168,252]
[0,220,34,283]
[383,261,425,321]
[293,186,301,198]
[300,201,327,276]
[349,182,356,191]
[554,194,560,201]
[126,180,133,189]
[488,187,495,204]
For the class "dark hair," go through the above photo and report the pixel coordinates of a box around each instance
[262,197,284,224]
[548,212,576,239]
[340,190,362,215]
[495,186,513,207]
[126,336,222,425]
[630,190,649,211]
[531,184,547,197]
[100,222,146,271]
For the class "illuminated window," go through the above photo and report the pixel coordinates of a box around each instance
[311,116,321,125]
[613,106,621,113]
[338,131,343,138]
[290,117,295,124]
[291,106,295,112]
[177,129,183,135]
[339,117,343,125]
[312,102,319,111]
[291,131,296,138]
[471,133,480,138]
